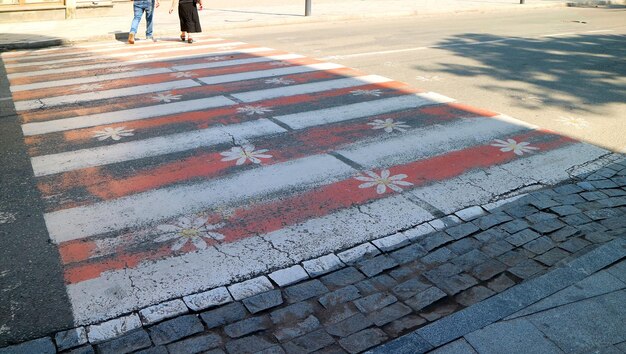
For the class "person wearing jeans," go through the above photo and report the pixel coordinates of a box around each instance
[128,0,160,44]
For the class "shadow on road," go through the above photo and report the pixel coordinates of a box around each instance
[421,33,626,114]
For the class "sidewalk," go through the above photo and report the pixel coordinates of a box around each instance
[0,0,567,50]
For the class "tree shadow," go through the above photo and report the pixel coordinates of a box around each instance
[419,33,626,114]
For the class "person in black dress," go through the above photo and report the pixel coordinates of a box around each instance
[169,0,202,43]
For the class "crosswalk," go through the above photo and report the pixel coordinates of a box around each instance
[2,35,606,325]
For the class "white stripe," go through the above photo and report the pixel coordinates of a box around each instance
[31,118,284,177]
[234,74,392,103]
[172,53,304,72]
[337,114,530,168]
[44,153,352,243]
[198,63,344,85]
[10,68,173,92]
[7,47,276,79]
[2,38,225,63]
[275,92,454,129]
[22,95,234,136]
[15,79,201,112]
[4,42,248,68]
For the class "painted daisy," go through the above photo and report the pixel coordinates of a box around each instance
[92,127,135,141]
[556,116,590,130]
[220,145,272,165]
[171,71,196,78]
[491,138,539,156]
[367,118,410,133]
[154,215,225,251]
[351,89,383,97]
[74,83,103,92]
[264,78,295,85]
[0,212,16,225]
[355,170,413,194]
[152,92,182,103]
[236,105,273,116]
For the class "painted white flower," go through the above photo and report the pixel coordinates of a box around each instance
[206,56,228,61]
[0,212,16,225]
[171,71,196,78]
[367,118,410,133]
[92,127,135,141]
[556,116,589,130]
[154,216,225,251]
[152,92,182,103]
[355,170,413,194]
[269,61,290,67]
[351,89,383,97]
[491,139,539,156]
[264,77,295,85]
[236,105,273,116]
[74,83,103,91]
[415,75,442,82]
[220,144,272,165]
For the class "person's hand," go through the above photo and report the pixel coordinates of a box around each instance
[155,0,159,7]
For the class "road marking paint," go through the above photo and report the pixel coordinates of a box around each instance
[15,80,201,112]
[172,53,305,72]
[198,62,344,85]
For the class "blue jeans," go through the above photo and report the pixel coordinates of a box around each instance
[130,0,155,37]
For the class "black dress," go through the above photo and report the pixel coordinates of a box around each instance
[178,0,202,33]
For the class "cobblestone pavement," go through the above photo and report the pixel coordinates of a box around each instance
[2,157,624,354]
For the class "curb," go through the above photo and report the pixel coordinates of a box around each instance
[0,2,567,51]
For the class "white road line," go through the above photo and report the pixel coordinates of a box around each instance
[233,75,392,102]
[21,95,233,136]
[172,53,305,72]
[540,32,577,37]
[275,92,454,129]
[7,47,276,79]
[31,116,281,177]
[586,29,614,33]
[44,153,351,243]
[198,62,344,85]
[15,79,201,112]
[4,41,248,68]
[10,68,174,92]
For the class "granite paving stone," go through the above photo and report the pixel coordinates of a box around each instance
[470,259,507,281]
[534,248,570,266]
[404,287,447,311]
[269,265,310,287]
[303,254,345,277]
[318,286,361,309]
[183,287,232,312]
[473,212,513,230]
[561,213,593,226]
[392,278,432,300]
[321,267,365,289]
[429,338,478,354]
[584,231,615,244]
[389,243,428,264]
[553,193,586,205]
[497,250,529,266]
[96,329,152,354]
[500,219,530,234]
[148,315,204,346]
[445,223,480,240]
[388,265,418,281]
[504,204,539,218]
[274,315,321,342]
[585,208,622,221]
[337,243,380,265]
[354,293,397,313]
[465,318,564,354]
[559,237,592,253]
[580,191,608,201]
[530,219,566,234]
[481,240,513,257]
[526,212,558,224]
[523,236,556,254]
[321,303,359,326]
[165,333,222,354]
[358,255,399,277]
[257,347,286,354]
[225,335,275,354]
[474,228,509,243]
[455,206,486,221]
[508,259,545,279]
[242,290,284,314]
[506,229,541,247]
[554,184,584,195]
[487,274,516,292]
[600,215,626,229]
[527,196,559,210]
[451,250,490,271]
[372,232,410,252]
[325,313,372,337]
[224,316,271,338]
[367,303,412,327]
[421,247,456,265]
[55,327,88,351]
[0,337,55,354]
[270,302,316,324]
[367,332,433,354]
[549,225,581,242]
[455,286,496,307]
[229,277,275,301]
[424,263,463,283]
[64,345,96,354]
[415,232,453,251]
[447,238,481,255]
[284,279,329,304]
[383,315,426,338]
[338,328,388,354]
[200,302,248,329]
[283,329,335,353]
[140,300,189,325]
[578,221,609,234]
[420,303,458,322]
[354,274,398,295]
[602,188,626,197]
[433,273,479,295]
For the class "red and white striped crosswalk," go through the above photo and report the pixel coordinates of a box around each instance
[2,35,606,325]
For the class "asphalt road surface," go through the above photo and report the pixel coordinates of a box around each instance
[0,6,622,345]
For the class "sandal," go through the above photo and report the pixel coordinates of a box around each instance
[180,34,186,41]
[188,38,194,44]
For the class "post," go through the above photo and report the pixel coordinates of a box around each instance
[65,0,76,19]
[305,0,311,16]
[520,0,525,3]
